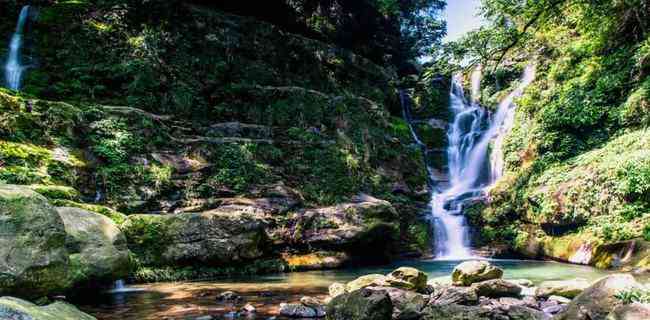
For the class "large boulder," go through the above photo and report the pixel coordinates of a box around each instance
[368,286,428,320]
[0,296,96,320]
[0,185,71,297]
[535,278,590,299]
[430,285,479,306]
[57,207,131,286]
[326,287,393,320]
[280,196,399,258]
[421,303,493,320]
[471,279,522,298]
[122,208,268,266]
[555,274,644,320]
[452,261,503,286]
[385,267,428,292]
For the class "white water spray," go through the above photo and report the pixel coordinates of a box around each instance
[431,64,536,259]
[4,6,30,91]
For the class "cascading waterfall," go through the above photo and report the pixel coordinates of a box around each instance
[431,64,536,259]
[4,5,31,91]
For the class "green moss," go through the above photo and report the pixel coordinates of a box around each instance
[29,185,80,201]
[49,200,127,225]
[121,215,171,266]
[129,259,287,283]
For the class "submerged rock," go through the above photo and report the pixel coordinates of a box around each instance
[452,260,503,286]
[0,296,96,320]
[555,274,644,320]
[326,288,393,320]
[535,278,590,298]
[57,207,130,286]
[0,185,71,297]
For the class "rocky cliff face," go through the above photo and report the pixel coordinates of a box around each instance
[0,1,433,297]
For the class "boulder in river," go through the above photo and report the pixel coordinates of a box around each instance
[57,207,131,287]
[429,285,479,306]
[329,282,347,298]
[385,267,428,292]
[555,274,644,320]
[452,260,503,286]
[346,274,387,292]
[0,296,96,320]
[280,302,325,318]
[326,287,393,320]
[535,278,590,298]
[0,185,71,297]
[471,279,522,298]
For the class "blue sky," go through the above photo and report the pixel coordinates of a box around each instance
[444,0,483,42]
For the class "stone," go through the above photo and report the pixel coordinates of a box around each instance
[385,267,428,292]
[535,278,590,298]
[217,291,242,302]
[282,251,349,271]
[0,296,96,320]
[504,305,549,320]
[367,286,428,320]
[429,285,479,306]
[122,209,268,266]
[329,282,346,298]
[56,207,131,286]
[326,288,393,320]
[555,274,644,320]
[452,260,503,286]
[471,279,522,298]
[548,295,572,304]
[241,304,256,313]
[0,185,71,297]
[345,274,387,292]
[280,303,323,318]
[421,304,493,320]
[606,302,650,320]
[301,296,324,308]
[511,279,534,287]
[194,316,213,320]
[543,304,567,315]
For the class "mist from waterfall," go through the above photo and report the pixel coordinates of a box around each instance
[431,64,536,259]
[4,6,31,91]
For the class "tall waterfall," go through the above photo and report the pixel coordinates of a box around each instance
[431,64,536,259]
[4,5,31,91]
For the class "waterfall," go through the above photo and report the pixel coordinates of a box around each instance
[108,279,143,293]
[4,5,31,91]
[430,64,536,259]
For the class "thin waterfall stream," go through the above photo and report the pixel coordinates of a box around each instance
[4,5,31,91]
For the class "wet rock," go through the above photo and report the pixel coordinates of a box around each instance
[217,291,243,302]
[279,303,323,318]
[301,296,324,308]
[57,207,130,286]
[0,296,96,319]
[329,282,346,298]
[452,260,503,286]
[535,278,590,298]
[429,285,478,306]
[241,304,256,314]
[0,185,71,297]
[555,274,644,320]
[606,302,650,320]
[385,267,428,292]
[326,287,393,320]
[346,274,387,292]
[471,279,522,298]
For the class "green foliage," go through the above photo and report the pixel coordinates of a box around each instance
[130,259,287,283]
[202,143,274,194]
[88,119,143,164]
[615,288,650,304]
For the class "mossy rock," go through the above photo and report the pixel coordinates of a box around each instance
[0,296,96,320]
[0,185,72,298]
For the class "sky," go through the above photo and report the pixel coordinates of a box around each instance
[444,0,484,42]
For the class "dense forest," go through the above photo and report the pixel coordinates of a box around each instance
[0,0,649,319]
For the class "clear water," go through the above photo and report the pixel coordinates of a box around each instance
[4,6,30,91]
[431,65,536,259]
[75,259,612,320]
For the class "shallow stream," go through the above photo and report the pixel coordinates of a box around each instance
[76,259,617,320]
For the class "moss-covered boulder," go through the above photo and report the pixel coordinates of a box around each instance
[451,261,503,286]
[385,267,428,292]
[57,207,130,287]
[122,208,268,267]
[0,185,71,297]
[346,274,388,292]
[0,296,95,320]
